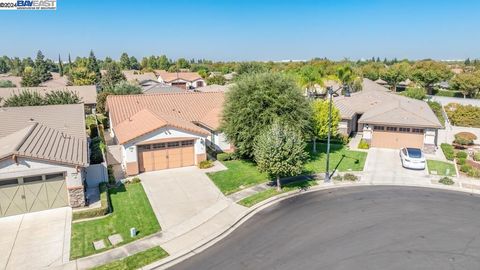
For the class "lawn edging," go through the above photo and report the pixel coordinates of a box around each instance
[149,179,480,270]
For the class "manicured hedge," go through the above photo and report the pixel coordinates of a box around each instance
[445,103,480,127]
[440,143,455,161]
[357,139,369,149]
[72,183,109,221]
[456,151,468,159]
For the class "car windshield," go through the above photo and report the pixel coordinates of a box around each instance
[407,148,422,158]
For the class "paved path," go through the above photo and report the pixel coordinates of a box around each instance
[0,207,71,270]
[171,186,480,270]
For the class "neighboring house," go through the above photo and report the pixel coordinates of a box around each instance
[0,72,68,88]
[155,70,206,90]
[334,79,442,151]
[196,84,232,93]
[0,104,88,217]
[142,83,184,94]
[106,92,232,175]
[122,70,158,85]
[0,85,98,112]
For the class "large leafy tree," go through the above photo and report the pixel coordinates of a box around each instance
[3,90,44,107]
[20,66,41,87]
[222,72,312,158]
[68,66,97,85]
[451,72,480,98]
[297,65,324,96]
[119,52,131,70]
[129,56,140,70]
[44,90,81,105]
[206,74,226,85]
[381,62,410,92]
[33,50,52,82]
[96,82,142,113]
[0,57,9,73]
[311,100,340,153]
[101,62,126,90]
[360,62,386,81]
[411,60,453,94]
[254,122,307,191]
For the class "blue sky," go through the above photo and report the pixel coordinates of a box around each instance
[1,0,479,61]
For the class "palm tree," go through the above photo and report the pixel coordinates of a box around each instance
[297,66,324,98]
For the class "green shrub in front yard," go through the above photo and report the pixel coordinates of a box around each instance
[460,164,472,173]
[70,183,160,259]
[440,143,455,161]
[72,183,109,221]
[456,151,468,159]
[456,158,466,165]
[439,177,454,185]
[357,139,369,149]
[467,168,480,178]
[198,160,214,169]
[474,152,480,162]
[343,173,358,181]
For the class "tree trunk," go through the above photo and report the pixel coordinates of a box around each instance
[393,83,397,92]
[276,175,281,191]
[313,137,317,153]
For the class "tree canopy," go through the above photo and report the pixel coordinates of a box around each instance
[253,122,307,191]
[222,72,312,158]
[2,90,81,107]
[311,99,340,143]
[450,72,480,98]
[381,62,410,92]
[411,60,453,94]
[101,62,126,90]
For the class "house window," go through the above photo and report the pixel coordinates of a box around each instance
[412,128,424,133]
[45,173,64,181]
[399,127,411,132]
[152,143,165,149]
[137,145,151,151]
[23,175,43,183]
[181,140,194,146]
[373,126,384,131]
[167,142,180,148]
[196,81,204,87]
[386,127,397,132]
[0,179,18,186]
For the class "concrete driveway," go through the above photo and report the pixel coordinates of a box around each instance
[0,207,71,270]
[363,148,429,183]
[140,166,231,232]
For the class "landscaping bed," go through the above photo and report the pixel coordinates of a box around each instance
[70,183,160,259]
[91,246,168,270]
[238,179,318,207]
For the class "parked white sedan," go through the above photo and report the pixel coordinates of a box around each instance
[400,147,426,170]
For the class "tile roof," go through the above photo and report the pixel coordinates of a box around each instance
[0,85,97,105]
[0,104,88,166]
[107,92,224,143]
[334,78,442,128]
[142,83,185,94]
[155,70,202,82]
[122,70,158,83]
[196,84,232,93]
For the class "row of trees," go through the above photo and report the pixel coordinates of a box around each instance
[222,72,340,190]
[2,90,81,107]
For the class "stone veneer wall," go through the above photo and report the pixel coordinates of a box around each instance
[68,186,85,208]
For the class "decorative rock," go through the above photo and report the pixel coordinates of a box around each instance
[68,186,86,207]
[93,240,106,250]
[108,234,123,246]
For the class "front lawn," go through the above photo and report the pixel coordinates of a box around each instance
[91,246,168,270]
[70,183,160,259]
[209,143,367,195]
[427,160,456,176]
[208,159,269,195]
[239,179,318,207]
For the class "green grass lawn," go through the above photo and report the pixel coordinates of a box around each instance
[209,143,367,195]
[427,160,456,176]
[70,183,160,259]
[91,246,169,270]
[239,179,318,207]
[208,159,269,195]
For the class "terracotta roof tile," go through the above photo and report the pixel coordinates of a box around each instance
[154,70,202,82]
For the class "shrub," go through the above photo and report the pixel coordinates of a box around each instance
[72,183,109,220]
[454,132,477,146]
[343,173,358,181]
[337,134,350,145]
[332,174,343,181]
[90,137,104,164]
[198,160,214,169]
[460,164,472,173]
[446,103,480,127]
[89,123,98,138]
[440,143,455,161]
[474,152,480,162]
[107,165,115,184]
[467,168,480,178]
[456,151,468,159]
[439,177,455,185]
[130,177,141,184]
[427,101,445,126]
[402,87,426,100]
[357,139,369,149]
[456,158,466,165]
[217,152,235,161]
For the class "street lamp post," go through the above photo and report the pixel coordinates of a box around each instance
[325,85,350,183]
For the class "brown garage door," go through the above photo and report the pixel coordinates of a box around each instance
[138,140,195,172]
[371,131,424,149]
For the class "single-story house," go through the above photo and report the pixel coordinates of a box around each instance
[0,104,88,217]
[0,85,98,113]
[106,92,232,175]
[155,70,206,90]
[0,72,68,88]
[122,70,158,85]
[142,82,185,94]
[334,79,442,151]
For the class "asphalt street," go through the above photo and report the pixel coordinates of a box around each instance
[170,186,480,270]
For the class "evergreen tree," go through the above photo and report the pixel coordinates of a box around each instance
[101,62,126,90]
[87,50,101,83]
[119,52,131,70]
[21,66,41,87]
[33,50,52,82]
[58,54,64,76]
[4,90,44,106]
[129,56,140,70]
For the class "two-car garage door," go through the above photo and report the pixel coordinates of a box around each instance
[371,131,424,149]
[0,173,68,217]
[138,140,195,172]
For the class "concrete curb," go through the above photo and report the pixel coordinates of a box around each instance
[145,180,480,269]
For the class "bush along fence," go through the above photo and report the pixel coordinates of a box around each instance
[73,183,110,221]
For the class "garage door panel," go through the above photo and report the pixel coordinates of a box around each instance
[24,182,49,213]
[372,131,424,149]
[0,186,27,217]
[182,147,194,166]
[168,148,182,168]
[46,181,68,208]
[153,149,168,170]
[137,140,195,172]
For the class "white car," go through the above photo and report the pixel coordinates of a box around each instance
[400,147,426,170]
